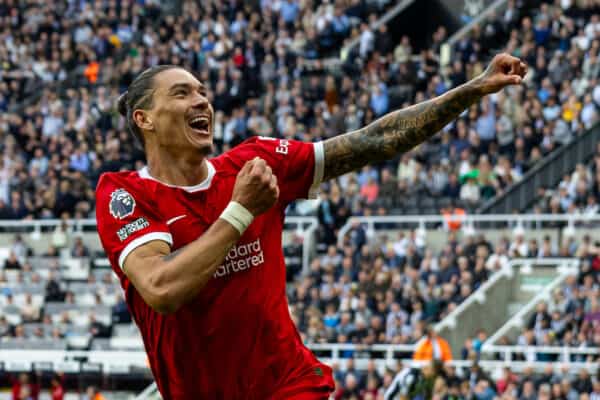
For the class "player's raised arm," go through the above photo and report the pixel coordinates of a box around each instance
[122,157,279,314]
[321,53,527,180]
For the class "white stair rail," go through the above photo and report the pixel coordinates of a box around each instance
[482,260,582,358]
[440,0,508,65]
[135,382,159,400]
[435,258,580,332]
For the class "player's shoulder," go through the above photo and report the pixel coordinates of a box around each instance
[96,170,145,194]
[94,169,171,236]
[95,170,156,208]
[215,136,301,162]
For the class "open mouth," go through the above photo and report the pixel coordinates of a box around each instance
[188,115,210,134]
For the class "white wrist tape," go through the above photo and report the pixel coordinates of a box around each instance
[219,201,254,235]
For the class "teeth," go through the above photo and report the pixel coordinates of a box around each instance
[189,116,209,125]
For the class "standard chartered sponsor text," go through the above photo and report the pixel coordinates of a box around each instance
[214,238,264,278]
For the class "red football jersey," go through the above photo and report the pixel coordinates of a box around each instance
[96,137,334,399]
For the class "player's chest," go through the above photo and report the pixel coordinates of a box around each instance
[156,185,272,251]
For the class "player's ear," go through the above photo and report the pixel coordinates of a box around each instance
[133,109,154,132]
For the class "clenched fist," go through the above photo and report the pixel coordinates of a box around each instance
[475,53,528,95]
[231,157,280,216]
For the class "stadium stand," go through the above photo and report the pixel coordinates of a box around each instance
[532,142,600,215]
[0,0,597,225]
[496,252,600,363]
[1,0,600,398]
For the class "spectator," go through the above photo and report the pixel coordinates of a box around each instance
[4,251,22,270]
[83,386,105,400]
[51,221,70,250]
[11,373,38,400]
[21,294,40,323]
[88,314,111,339]
[44,271,64,302]
[11,235,31,264]
[413,326,453,362]
[50,374,64,400]
[71,236,90,258]
[460,177,481,205]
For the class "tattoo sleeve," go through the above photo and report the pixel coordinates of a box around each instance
[322,80,484,180]
[162,247,184,262]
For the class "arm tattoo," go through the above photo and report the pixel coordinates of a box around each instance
[162,247,184,262]
[322,80,484,180]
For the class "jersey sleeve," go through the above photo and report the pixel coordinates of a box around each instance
[228,137,325,204]
[95,173,173,272]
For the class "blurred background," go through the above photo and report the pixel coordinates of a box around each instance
[1,0,600,398]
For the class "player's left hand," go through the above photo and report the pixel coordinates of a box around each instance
[475,53,527,95]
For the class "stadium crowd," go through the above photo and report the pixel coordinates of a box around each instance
[330,359,600,399]
[291,215,600,355]
[1,226,599,398]
[0,0,597,224]
[533,142,600,216]
[481,235,600,364]
[1,0,600,398]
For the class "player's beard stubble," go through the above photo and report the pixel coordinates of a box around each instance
[198,143,214,156]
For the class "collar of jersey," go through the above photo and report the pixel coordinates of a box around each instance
[137,161,216,192]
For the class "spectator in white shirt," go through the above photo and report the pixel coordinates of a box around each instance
[359,22,374,59]
[460,177,480,204]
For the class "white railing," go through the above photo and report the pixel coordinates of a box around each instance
[441,0,508,65]
[337,213,598,247]
[482,345,600,362]
[0,217,317,232]
[340,0,416,59]
[0,216,319,274]
[323,359,599,374]
[0,350,149,371]
[484,263,578,347]
[135,383,159,400]
[307,343,415,362]
[294,218,319,275]
[478,261,599,360]
[3,349,598,375]
[435,258,578,331]
[134,357,600,399]
[300,0,417,71]
[478,261,595,360]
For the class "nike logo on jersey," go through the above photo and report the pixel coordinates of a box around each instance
[166,215,187,225]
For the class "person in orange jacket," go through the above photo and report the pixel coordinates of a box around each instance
[413,326,453,362]
[84,386,105,400]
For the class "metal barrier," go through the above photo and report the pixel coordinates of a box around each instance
[441,0,508,65]
[478,122,600,214]
[483,264,578,348]
[134,357,599,400]
[0,345,407,372]
[435,258,578,332]
[478,261,599,362]
[300,0,417,71]
[0,217,318,276]
[434,258,579,358]
[483,345,600,362]
[4,347,598,374]
[336,213,599,247]
[307,343,415,363]
[340,0,416,59]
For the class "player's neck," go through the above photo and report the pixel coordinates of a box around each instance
[145,149,209,187]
